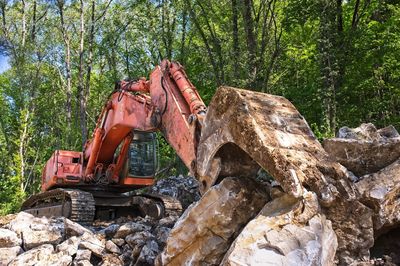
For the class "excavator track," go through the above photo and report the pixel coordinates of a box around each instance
[21,188,95,224]
[22,189,182,223]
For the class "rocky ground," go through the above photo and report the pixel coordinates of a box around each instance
[0,175,200,266]
[1,123,400,266]
[157,123,400,266]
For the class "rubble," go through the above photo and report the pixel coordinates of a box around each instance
[0,211,170,266]
[149,174,201,209]
[0,175,200,266]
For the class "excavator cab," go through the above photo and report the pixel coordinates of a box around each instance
[128,131,159,178]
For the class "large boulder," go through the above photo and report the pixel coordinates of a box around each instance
[23,228,63,250]
[8,244,71,266]
[0,228,21,247]
[222,193,337,266]
[323,123,400,176]
[158,176,269,265]
[356,158,400,234]
[79,232,105,258]
[0,246,23,265]
[56,236,80,257]
[64,218,93,238]
[6,212,64,250]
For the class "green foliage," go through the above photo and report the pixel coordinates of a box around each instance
[0,0,399,214]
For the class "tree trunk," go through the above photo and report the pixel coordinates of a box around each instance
[84,0,95,130]
[18,109,29,193]
[57,0,72,143]
[241,0,257,87]
[318,0,339,133]
[231,0,240,82]
[21,0,26,47]
[179,9,188,64]
[78,0,87,148]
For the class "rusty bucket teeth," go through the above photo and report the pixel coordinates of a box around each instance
[196,86,344,203]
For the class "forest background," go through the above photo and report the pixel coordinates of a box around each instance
[0,0,399,214]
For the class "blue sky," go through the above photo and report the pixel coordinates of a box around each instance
[0,54,10,73]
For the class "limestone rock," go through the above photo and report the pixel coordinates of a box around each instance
[323,124,400,176]
[81,232,104,247]
[154,226,170,247]
[0,228,21,248]
[356,158,400,233]
[119,244,133,265]
[103,224,120,238]
[79,232,105,257]
[65,218,92,237]
[79,241,104,258]
[0,214,16,227]
[36,253,72,266]
[337,124,399,140]
[113,222,151,239]
[8,244,72,266]
[100,254,124,266]
[158,215,178,228]
[126,231,154,258]
[0,246,22,266]
[105,240,121,254]
[8,244,54,266]
[111,238,125,247]
[324,199,374,265]
[56,236,80,256]
[75,249,92,261]
[8,212,47,236]
[221,193,337,266]
[158,176,269,265]
[135,239,159,266]
[6,212,65,250]
[196,86,353,204]
[75,260,93,266]
[23,228,63,250]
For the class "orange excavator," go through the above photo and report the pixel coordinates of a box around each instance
[22,59,207,223]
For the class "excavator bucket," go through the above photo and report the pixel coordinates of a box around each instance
[196,86,352,204]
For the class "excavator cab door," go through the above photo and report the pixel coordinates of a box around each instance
[128,131,159,178]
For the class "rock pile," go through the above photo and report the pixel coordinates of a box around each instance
[1,122,400,266]
[159,121,400,266]
[0,175,200,266]
[324,123,400,177]
[324,123,400,265]
[149,175,201,210]
[0,211,171,266]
